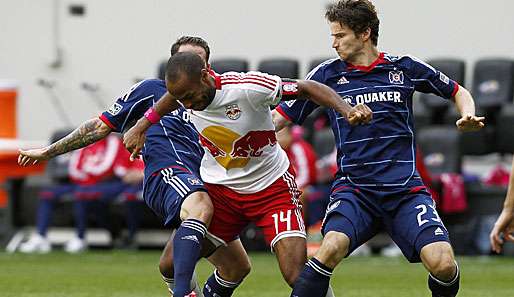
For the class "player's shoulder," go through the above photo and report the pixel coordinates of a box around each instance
[117,79,166,102]
[306,58,340,80]
[218,71,280,91]
[383,53,434,71]
[129,78,166,92]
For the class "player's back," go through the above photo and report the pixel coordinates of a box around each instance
[100,79,203,179]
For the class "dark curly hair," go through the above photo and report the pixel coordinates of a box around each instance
[325,0,380,46]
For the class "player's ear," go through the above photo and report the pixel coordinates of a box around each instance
[360,28,371,42]
[201,68,211,84]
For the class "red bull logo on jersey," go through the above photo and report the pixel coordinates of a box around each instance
[225,104,241,120]
[231,130,277,158]
[200,126,277,170]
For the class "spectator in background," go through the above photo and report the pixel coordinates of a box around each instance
[276,125,321,256]
[19,134,143,253]
[490,158,514,254]
[276,125,318,214]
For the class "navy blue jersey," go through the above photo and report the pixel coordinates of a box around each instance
[276,53,458,187]
[100,79,203,180]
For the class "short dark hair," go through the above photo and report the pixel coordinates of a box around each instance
[325,0,380,46]
[170,36,211,62]
[166,52,205,83]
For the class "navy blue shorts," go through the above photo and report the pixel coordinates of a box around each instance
[143,167,207,228]
[322,179,450,262]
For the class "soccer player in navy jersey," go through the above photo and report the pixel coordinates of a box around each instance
[272,1,485,296]
[18,36,251,297]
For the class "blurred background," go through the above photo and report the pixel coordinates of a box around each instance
[1,0,514,296]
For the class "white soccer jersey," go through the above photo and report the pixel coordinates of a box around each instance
[190,71,290,193]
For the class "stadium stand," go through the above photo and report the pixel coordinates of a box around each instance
[210,58,249,73]
[257,58,299,79]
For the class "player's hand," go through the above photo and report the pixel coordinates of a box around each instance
[489,209,514,253]
[18,148,49,166]
[347,103,372,125]
[456,114,485,132]
[123,126,146,161]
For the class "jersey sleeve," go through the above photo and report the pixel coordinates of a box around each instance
[274,67,324,125]
[99,80,161,133]
[403,55,459,99]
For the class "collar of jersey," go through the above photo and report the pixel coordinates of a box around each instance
[345,52,387,72]
[209,70,222,90]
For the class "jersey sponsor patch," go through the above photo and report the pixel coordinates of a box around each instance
[389,70,404,84]
[439,72,450,84]
[107,103,123,116]
[225,104,241,120]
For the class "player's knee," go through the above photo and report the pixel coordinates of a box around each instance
[317,231,349,268]
[422,243,456,280]
[181,191,213,224]
[220,260,251,282]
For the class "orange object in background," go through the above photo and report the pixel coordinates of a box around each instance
[0,81,17,138]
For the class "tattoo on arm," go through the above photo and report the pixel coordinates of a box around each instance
[45,118,111,158]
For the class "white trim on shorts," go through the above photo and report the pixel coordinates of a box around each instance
[270,230,306,252]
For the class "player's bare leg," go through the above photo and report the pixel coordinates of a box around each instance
[420,241,460,297]
[203,239,252,297]
[273,236,307,286]
[289,230,350,297]
[172,191,213,297]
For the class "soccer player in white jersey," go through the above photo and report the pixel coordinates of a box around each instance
[123,51,372,296]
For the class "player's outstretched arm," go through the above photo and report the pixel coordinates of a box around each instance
[452,86,485,132]
[18,118,111,166]
[490,159,514,253]
[123,92,180,160]
[296,80,372,125]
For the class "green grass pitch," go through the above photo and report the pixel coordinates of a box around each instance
[1,251,513,296]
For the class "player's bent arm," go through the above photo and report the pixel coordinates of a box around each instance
[271,109,292,132]
[490,159,514,252]
[295,80,352,119]
[451,86,485,132]
[124,92,180,159]
[18,118,112,166]
[452,86,475,117]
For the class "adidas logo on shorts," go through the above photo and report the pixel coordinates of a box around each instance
[181,235,200,244]
[434,227,444,236]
